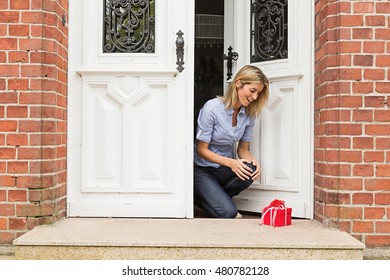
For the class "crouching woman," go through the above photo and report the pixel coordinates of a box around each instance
[194,65,269,218]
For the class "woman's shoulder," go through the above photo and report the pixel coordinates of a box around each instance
[203,97,224,110]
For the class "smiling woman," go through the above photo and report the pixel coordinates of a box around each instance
[234,82,264,109]
[193,65,269,218]
[221,65,269,117]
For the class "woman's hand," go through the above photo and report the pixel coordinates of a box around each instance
[236,141,261,181]
[197,140,261,181]
[250,158,261,180]
[229,158,254,181]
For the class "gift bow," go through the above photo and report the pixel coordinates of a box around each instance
[259,199,287,227]
[268,199,285,207]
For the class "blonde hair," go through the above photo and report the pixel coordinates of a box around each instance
[221,65,269,117]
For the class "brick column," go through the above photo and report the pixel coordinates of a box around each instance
[0,0,68,244]
[315,0,390,247]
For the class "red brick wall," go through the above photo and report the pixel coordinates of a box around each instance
[315,0,390,247]
[0,0,68,244]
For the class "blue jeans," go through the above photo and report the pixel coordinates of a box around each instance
[194,163,255,218]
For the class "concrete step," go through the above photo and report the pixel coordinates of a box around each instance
[0,246,15,260]
[13,218,365,260]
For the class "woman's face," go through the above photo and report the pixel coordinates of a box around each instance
[235,80,264,108]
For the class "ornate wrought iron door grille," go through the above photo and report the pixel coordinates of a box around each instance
[251,0,288,63]
[103,0,155,53]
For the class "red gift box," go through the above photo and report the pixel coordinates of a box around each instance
[259,199,292,227]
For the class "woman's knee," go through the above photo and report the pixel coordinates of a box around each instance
[243,162,256,184]
[244,162,256,173]
[216,205,237,218]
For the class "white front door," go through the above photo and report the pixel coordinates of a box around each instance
[225,0,314,218]
[67,0,194,217]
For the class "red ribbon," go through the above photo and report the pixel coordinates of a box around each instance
[259,199,287,227]
[268,199,285,207]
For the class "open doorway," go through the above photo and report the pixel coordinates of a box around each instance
[192,0,314,219]
[194,0,224,134]
[193,0,258,219]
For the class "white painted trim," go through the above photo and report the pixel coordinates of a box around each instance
[309,0,315,220]
[68,202,187,218]
[77,68,179,77]
[67,0,84,217]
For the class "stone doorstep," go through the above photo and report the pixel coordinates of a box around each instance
[0,246,15,260]
[0,245,14,255]
[364,248,390,260]
[13,218,365,260]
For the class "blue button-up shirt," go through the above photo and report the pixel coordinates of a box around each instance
[194,98,256,168]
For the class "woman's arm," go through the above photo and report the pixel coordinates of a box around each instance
[197,140,254,180]
[237,141,260,180]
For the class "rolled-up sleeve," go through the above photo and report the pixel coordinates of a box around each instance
[196,103,214,143]
[240,116,256,142]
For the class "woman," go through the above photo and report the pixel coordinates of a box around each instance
[194,65,269,218]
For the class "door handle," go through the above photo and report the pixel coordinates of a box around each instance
[222,46,239,80]
[176,30,185,72]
